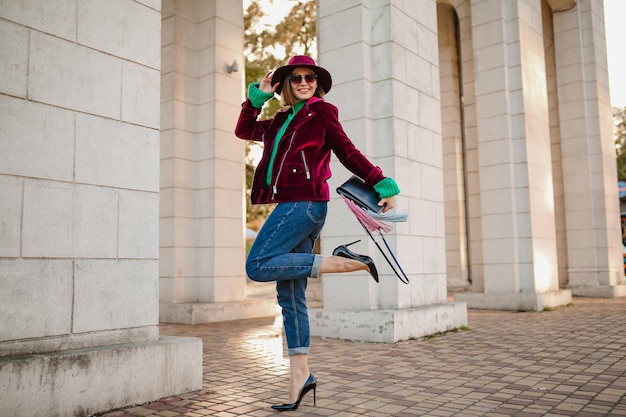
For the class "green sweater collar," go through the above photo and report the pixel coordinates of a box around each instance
[290,100,307,115]
[264,99,308,186]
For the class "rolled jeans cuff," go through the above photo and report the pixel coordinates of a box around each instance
[309,254,323,278]
[288,346,310,356]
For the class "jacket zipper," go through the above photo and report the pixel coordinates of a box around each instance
[301,151,311,180]
[271,132,296,200]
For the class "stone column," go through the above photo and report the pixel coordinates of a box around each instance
[310,0,467,343]
[440,0,487,294]
[455,0,572,310]
[438,3,471,291]
[0,1,200,416]
[159,0,276,323]
[551,0,626,297]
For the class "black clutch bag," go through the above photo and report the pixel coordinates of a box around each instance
[336,176,383,213]
[336,175,409,284]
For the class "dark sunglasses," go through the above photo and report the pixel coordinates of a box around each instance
[289,73,317,85]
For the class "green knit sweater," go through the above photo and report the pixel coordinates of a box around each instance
[246,82,400,197]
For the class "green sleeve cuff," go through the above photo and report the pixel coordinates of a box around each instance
[374,177,400,198]
[247,82,274,108]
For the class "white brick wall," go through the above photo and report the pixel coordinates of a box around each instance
[0,259,73,340]
[0,0,162,354]
[159,0,246,306]
[0,97,74,181]
[319,0,448,311]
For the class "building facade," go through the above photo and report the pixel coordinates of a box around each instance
[0,1,201,416]
[0,0,622,415]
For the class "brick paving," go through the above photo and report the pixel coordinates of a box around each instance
[97,295,626,417]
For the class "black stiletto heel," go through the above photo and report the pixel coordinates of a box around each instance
[332,240,379,283]
[271,373,317,411]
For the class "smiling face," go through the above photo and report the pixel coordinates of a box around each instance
[289,67,318,102]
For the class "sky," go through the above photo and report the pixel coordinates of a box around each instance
[244,0,625,107]
[604,0,625,107]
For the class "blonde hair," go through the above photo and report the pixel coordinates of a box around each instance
[280,74,326,107]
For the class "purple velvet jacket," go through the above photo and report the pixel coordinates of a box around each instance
[235,97,385,204]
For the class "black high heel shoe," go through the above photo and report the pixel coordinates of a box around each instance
[271,373,317,412]
[332,239,379,283]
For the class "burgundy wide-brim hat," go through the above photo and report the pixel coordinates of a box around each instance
[271,55,332,95]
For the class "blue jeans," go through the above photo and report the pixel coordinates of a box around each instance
[246,201,326,356]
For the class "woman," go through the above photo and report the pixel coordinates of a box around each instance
[234,55,400,411]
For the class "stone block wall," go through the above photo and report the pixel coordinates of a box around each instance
[0,0,162,356]
[0,1,202,415]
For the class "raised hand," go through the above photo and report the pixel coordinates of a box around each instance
[259,70,280,94]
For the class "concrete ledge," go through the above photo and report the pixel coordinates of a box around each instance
[159,299,278,324]
[569,284,626,298]
[454,290,572,311]
[0,336,202,417]
[309,302,468,343]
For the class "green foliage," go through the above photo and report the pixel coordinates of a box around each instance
[244,141,275,224]
[543,303,574,312]
[615,106,626,179]
[242,0,317,225]
[243,0,316,120]
[244,0,316,65]
[419,326,469,340]
[271,1,316,57]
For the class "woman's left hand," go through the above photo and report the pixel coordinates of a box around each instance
[378,196,395,213]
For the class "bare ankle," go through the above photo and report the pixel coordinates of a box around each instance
[320,255,367,274]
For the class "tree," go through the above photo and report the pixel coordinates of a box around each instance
[242,0,317,225]
[244,141,269,225]
[244,0,316,121]
[269,1,317,58]
[614,106,626,179]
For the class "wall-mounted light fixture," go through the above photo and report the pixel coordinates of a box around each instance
[226,60,238,73]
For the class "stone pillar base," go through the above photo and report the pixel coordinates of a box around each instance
[159,299,278,324]
[454,290,572,311]
[569,284,626,298]
[0,336,202,417]
[309,302,468,343]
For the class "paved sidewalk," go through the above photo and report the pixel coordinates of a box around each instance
[98,295,626,417]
